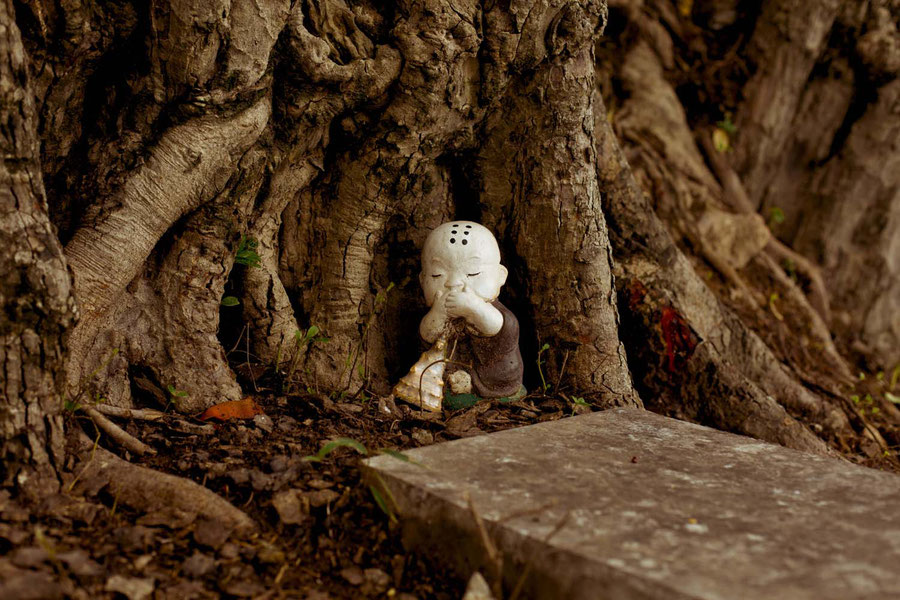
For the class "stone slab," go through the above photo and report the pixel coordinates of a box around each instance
[364,408,900,600]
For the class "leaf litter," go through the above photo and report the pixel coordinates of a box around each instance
[1,380,574,599]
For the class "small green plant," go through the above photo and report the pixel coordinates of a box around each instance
[304,437,368,462]
[570,396,589,416]
[768,206,786,228]
[716,114,737,135]
[536,343,551,393]
[221,295,240,307]
[338,282,395,396]
[166,384,188,410]
[713,113,736,152]
[234,236,261,268]
[304,437,414,523]
[282,325,329,392]
[62,348,119,412]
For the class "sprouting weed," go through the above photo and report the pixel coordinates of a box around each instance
[536,343,551,393]
[234,236,261,268]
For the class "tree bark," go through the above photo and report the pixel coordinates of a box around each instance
[0,0,77,497]
[5,0,898,463]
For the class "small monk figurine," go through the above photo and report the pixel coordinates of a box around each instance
[393,221,524,411]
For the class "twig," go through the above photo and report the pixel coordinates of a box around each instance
[227,323,248,358]
[67,429,101,493]
[509,511,571,600]
[553,350,570,395]
[466,493,503,599]
[83,407,156,456]
[92,404,166,421]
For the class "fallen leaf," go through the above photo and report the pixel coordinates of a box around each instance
[272,490,307,525]
[341,566,365,586]
[106,575,155,600]
[197,398,264,421]
[182,552,216,578]
[305,489,340,508]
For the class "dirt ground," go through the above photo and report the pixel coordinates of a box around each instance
[1,357,897,600]
[0,361,588,600]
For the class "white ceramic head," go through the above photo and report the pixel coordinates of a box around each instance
[420,221,508,307]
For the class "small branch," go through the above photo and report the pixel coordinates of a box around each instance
[83,407,156,456]
[92,404,166,421]
[765,239,831,324]
[509,511,572,600]
[466,493,503,599]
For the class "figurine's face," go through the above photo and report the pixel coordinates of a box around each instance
[420,221,508,306]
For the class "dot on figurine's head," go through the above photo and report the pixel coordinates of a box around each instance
[420,221,508,306]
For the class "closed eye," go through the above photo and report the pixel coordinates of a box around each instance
[467,272,481,277]
[431,274,443,278]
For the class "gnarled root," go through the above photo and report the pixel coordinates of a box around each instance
[71,433,254,531]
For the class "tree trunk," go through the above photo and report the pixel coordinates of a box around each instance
[6,0,899,461]
[0,0,77,498]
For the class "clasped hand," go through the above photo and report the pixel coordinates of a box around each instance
[435,288,482,323]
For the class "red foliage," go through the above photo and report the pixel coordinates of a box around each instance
[660,307,697,373]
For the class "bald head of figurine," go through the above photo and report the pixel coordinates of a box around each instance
[420,221,508,307]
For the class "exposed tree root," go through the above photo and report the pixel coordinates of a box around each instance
[82,407,155,457]
[92,405,166,421]
[594,86,849,452]
[73,433,254,531]
[64,100,271,408]
[698,128,832,324]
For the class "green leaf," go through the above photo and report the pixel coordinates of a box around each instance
[234,236,262,268]
[369,486,397,523]
[378,449,410,462]
[540,343,550,352]
[769,207,785,225]
[63,400,81,412]
[221,296,240,307]
[716,116,737,135]
[886,392,900,405]
[377,448,428,468]
[304,437,368,462]
[167,384,188,398]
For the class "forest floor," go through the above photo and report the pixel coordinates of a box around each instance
[1,363,898,600]
[0,366,591,600]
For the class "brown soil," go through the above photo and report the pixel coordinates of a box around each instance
[0,366,580,599]
[2,355,897,599]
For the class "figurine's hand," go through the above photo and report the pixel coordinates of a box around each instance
[420,290,450,343]
[431,288,447,311]
[444,289,482,320]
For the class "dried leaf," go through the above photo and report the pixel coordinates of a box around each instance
[197,398,264,421]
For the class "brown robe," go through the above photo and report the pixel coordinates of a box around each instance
[449,300,524,398]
